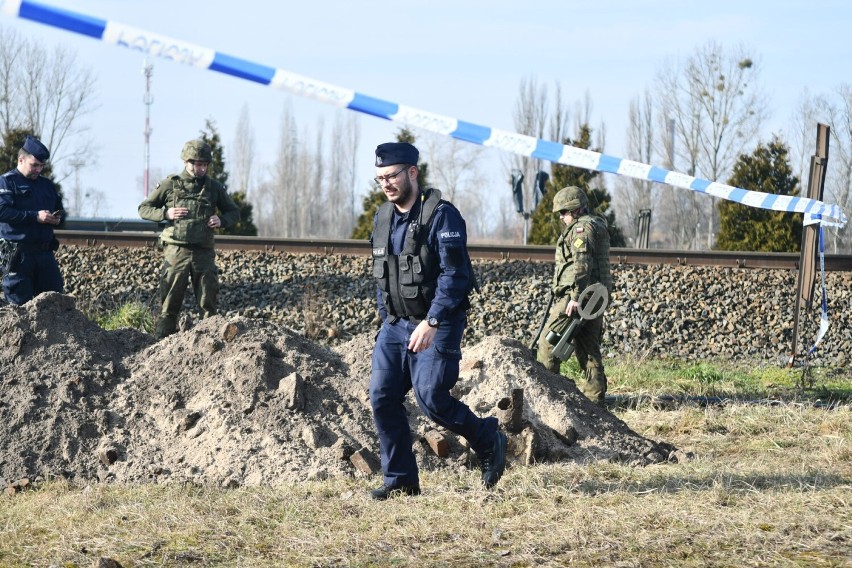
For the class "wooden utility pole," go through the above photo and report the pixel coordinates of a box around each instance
[788,123,830,366]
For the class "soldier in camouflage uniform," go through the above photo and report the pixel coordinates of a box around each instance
[537,186,613,404]
[138,139,240,339]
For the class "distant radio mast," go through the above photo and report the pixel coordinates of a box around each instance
[142,59,154,197]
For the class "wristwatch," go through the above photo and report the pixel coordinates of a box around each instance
[426,317,440,328]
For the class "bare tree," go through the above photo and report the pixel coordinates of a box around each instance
[485,196,525,244]
[578,91,611,202]
[614,90,660,246]
[0,30,21,138]
[230,104,256,196]
[81,187,107,217]
[421,133,484,203]
[549,83,571,144]
[417,130,491,237]
[251,178,277,237]
[791,85,852,253]
[788,89,819,183]
[254,103,362,238]
[0,27,98,181]
[253,103,300,237]
[326,113,360,238]
[506,77,583,242]
[302,120,324,236]
[510,76,548,220]
[654,41,767,249]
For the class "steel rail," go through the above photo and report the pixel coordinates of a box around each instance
[54,230,852,271]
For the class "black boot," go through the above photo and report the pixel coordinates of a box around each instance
[479,431,507,489]
[369,484,421,500]
[155,315,177,339]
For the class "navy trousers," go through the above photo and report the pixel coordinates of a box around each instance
[3,250,63,305]
[369,317,498,488]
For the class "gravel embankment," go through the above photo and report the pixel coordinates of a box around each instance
[58,246,851,367]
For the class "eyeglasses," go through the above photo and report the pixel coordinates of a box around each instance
[374,166,409,185]
[558,209,572,217]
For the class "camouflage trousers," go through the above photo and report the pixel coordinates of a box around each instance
[537,295,608,403]
[157,244,218,338]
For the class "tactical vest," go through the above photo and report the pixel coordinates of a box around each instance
[165,175,217,246]
[371,189,444,320]
[553,214,613,297]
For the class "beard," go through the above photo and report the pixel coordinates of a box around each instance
[384,174,415,208]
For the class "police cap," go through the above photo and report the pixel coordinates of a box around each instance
[375,142,419,167]
[22,135,50,162]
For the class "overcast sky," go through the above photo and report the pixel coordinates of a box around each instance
[2,0,850,219]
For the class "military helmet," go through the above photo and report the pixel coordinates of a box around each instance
[180,139,213,162]
[552,185,590,213]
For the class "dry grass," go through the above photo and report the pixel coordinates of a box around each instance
[1,398,850,567]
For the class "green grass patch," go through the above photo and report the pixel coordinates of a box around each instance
[95,301,155,333]
[2,401,850,568]
[582,356,852,404]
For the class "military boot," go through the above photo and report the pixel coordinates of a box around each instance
[155,315,177,339]
[583,374,607,406]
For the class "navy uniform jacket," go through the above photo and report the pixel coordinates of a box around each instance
[0,169,63,243]
[374,195,473,324]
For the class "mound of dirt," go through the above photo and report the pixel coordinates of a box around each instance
[0,293,674,488]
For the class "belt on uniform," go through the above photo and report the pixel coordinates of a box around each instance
[390,315,425,325]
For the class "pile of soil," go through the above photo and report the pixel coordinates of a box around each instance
[0,293,675,488]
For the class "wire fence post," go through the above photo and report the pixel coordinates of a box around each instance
[789,123,830,367]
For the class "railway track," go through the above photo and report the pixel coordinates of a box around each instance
[55,229,852,271]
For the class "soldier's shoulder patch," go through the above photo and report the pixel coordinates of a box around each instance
[572,237,587,251]
[575,226,584,233]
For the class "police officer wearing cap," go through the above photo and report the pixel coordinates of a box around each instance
[0,135,65,305]
[368,141,507,500]
[138,139,240,339]
[538,185,613,404]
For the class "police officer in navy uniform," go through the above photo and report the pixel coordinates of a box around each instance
[0,135,64,305]
[368,142,507,500]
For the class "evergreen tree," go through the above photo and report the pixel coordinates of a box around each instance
[591,184,626,248]
[1,128,63,201]
[351,190,385,240]
[199,119,258,236]
[715,137,802,252]
[528,125,625,246]
[224,190,258,237]
[351,128,430,239]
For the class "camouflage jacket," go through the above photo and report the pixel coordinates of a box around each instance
[138,170,239,249]
[552,213,612,301]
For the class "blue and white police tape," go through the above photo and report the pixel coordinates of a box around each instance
[1,0,847,229]
[806,223,829,359]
